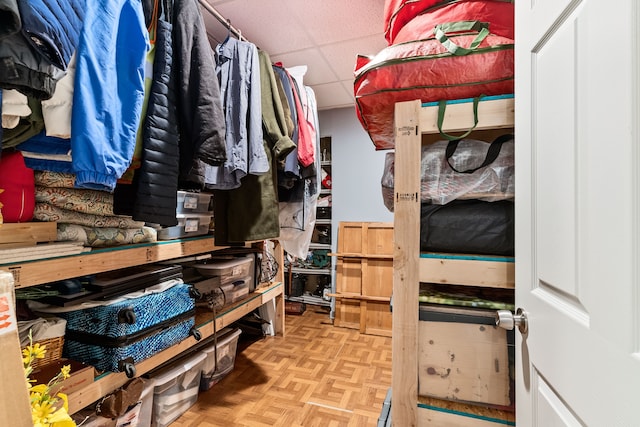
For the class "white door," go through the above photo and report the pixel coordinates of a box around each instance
[515,0,640,425]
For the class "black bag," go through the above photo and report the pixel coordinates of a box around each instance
[420,200,514,256]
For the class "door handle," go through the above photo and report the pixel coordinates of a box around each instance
[495,307,528,334]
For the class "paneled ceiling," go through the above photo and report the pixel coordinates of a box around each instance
[199,0,388,111]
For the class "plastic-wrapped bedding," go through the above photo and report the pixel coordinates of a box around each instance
[381,136,514,211]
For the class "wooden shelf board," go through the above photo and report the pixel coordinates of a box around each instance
[1,236,225,288]
[419,95,515,135]
[67,281,283,414]
[290,267,331,275]
[419,253,514,289]
[287,294,330,307]
[329,252,393,260]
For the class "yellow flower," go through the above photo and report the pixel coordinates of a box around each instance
[60,365,71,380]
[23,335,76,427]
[31,342,48,359]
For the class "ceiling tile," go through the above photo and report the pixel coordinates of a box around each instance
[201,0,315,53]
[312,82,354,111]
[320,35,388,81]
[199,0,387,109]
[283,0,386,45]
[271,49,337,86]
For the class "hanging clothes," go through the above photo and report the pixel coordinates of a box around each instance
[278,85,320,258]
[272,63,300,189]
[0,0,65,100]
[15,0,84,71]
[71,0,149,191]
[129,0,181,226]
[173,0,226,188]
[205,37,267,190]
[214,49,295,244]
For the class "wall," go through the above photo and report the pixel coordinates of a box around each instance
[318,107,393,240]
[318,107,393,318]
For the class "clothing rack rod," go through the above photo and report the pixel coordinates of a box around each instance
[197,0,247,42]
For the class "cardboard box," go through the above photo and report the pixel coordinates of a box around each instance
[0,271,33,426]
[32,358,95,396]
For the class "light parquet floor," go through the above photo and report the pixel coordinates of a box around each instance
[170,308,392,427]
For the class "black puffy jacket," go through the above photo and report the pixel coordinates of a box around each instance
[131,5,180,226]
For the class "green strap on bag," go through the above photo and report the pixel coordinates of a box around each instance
[435,21,491,56]
[437,95,484,141]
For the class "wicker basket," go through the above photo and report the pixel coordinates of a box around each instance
[22,336,65,369]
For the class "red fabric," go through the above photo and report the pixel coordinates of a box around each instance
[354,32,514,150]
[0,151,35,222]
[384,0,446,44]
[393,1,514,43]
[384,0,514,45]
[287,72,315,167]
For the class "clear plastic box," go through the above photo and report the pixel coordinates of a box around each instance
[193,255,255,290]
[176,191,213,214]
[150,352,207,427]
[200,328,242,391]
[157,214,212,240]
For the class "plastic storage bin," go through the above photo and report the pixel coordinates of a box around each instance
[116,378,155,427]
[176,191,213,214]
[149,352,207,427]
[157,214,212,240]
[193,255,255,291]
[200,328,242,391]
[71,378,154,427]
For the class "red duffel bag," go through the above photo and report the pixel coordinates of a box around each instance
[393,0,514,43]
[354,21,514,150]
[384,0,513,45]
[384,0,445,44]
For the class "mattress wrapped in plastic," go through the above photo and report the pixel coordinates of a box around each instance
[381,135,514,211]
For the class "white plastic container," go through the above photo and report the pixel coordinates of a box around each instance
[150,352,207,427]
[116,378,155,427]
[193,255,255,290]
[200,328,242,391]
[157,214,212,240]
[176,191,213,214]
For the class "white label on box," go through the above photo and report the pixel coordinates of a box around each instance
[184,218,200,233]
[0,292,17,335]
[183,195,198,210]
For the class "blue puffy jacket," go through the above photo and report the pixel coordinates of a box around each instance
[71,0,148,191]
[16,0,84,70]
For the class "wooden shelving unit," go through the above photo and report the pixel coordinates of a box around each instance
[66,281,284,414]
[392,96,515,426]
[331,222,393,337]
[1,236,225,288]
[0,235,285,416]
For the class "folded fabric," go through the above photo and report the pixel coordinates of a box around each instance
[34,202,145,228]
[22,156,73,173]
[18,130,73,172]
[56,223,157,247]
[35,185,114,216]
[41,53,76,138]
[34,170,76,188]
[17,131,71,154]
[1,89,31,129]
